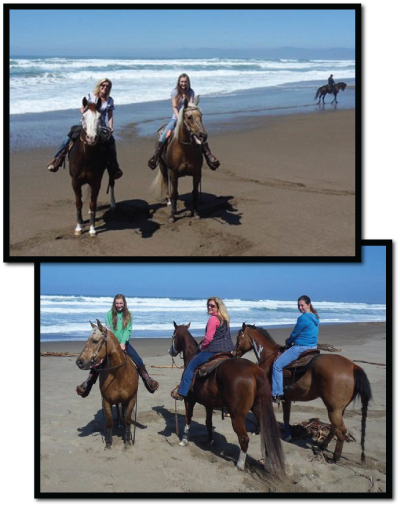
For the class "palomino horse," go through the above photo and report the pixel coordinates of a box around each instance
[69,97,116,236]
[76,320,138,448]
[314,82,347,104]
[168,322,285,474]
[152,97,206,222]
[235,324,372,462]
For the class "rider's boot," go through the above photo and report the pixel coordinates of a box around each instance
[202,142,220,170]
[76,369,100,398]
[105,137,123,180]
[137,364,159,393]
[47,145,69,173]
[148,140,167,170]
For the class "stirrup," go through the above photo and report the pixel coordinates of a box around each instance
[170,385,183,401]
[272,395,283,404]
[113,168,123,180]
[148,156,158,170]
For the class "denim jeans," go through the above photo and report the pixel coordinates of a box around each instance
[178,351,214,396]
[125,341,144,368]
[160,118,176,142]
[55,136,70,158]
[271,345,317,396]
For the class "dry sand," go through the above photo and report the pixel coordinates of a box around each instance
[11,110,356,257]
[39,322,387,495]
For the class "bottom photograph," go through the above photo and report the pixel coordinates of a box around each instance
[36,241,390,498]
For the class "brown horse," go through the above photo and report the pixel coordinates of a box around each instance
[235,324,372,462]
[151,97,206,222]
[314,82,347,104]
[168,322,284,475]
[69,97,116,236]
[76,320,138,448]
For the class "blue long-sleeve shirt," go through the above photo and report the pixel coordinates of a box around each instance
[286,312,319,347]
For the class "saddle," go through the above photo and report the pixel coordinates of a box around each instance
[190,353,233,391]
[279,349,320,379]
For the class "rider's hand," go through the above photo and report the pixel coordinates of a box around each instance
[120,343,126,351]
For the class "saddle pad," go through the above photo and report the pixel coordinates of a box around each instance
[282,350,320,377]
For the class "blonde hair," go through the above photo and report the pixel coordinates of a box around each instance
[94,78,112,99]
[207,296,230,326]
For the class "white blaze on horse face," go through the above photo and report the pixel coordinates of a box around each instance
[82,108,101,145]
[252,339,264,362]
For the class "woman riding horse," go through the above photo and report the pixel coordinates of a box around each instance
[47,78,123,180]
[172,296,234,400]
[147,73,220,171]
[77,294,159,397]
[271,295,319,403]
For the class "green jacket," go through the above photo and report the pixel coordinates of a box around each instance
[105,310,132,344]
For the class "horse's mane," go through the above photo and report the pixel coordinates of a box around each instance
[246,324,278,346]
[174,103,201,136]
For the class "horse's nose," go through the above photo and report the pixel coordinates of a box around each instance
[76,358,84,369]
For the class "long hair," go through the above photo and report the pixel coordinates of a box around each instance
[111,294,131,330]
[94,78,112,99]
[298,295,319,319]
[175,73,192,101]
[207,296,230,326]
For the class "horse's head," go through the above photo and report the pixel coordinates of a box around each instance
[81,97,102,146]
[76,320,108,370]
[169,321,191,357]
[234,323,253,358]
[180,97,208,145]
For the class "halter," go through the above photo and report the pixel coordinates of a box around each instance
[237,327,276,368]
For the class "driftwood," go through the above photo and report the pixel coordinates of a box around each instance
[40,352,79,357]
[354,360,386,367]
[150,365,184,369]
[317,343,341,352]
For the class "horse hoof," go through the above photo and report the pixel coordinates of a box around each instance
[236,464,245,472]
[284,435,292,442]
[74,230,82,236]
[179,439,188,447]
[89,230,97,237]
[168,216,175,223]
[207,439,215,447]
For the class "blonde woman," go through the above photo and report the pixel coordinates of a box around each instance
[47,78,122,179]
[172,296,234,400]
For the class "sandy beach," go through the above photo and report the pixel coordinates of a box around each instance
[39,322,387,496]
[10,109,356,258]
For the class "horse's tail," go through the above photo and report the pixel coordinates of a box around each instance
[353,367,372,463]
[150,167,168,200]
[314,87,321,100]
[253,367,285,476]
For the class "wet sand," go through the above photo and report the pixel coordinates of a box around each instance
[10,109,356,258]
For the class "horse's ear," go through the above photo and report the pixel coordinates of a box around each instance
[195,95,200,106]
[242,322,246,330]
[186,322,191,329]
[90,321,96,328]
[173,321,177,329]
[82,97,88,108]
[96,97,102,110]
[96,319,105,332]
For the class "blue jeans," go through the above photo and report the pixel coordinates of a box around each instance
[55,136,70,158]
[178,351,214,396]
[272,345,317,396]
[160,119,176,142]
[125,342,144,368]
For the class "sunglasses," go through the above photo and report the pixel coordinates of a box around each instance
[208,304,217,308]
[100,84,110,89]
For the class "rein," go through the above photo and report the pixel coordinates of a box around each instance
[90,329,127,373]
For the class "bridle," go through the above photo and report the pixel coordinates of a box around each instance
[170,328,199,367]
[178,107,203,146]
[236,327,277,368]
[89,328,127,372]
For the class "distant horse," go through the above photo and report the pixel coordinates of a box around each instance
[314,82,347,104]
[76,320,138,448]
[151,97,206,222]
[235,323,372,462]
[69,97,116,236]
[169,322,285,474]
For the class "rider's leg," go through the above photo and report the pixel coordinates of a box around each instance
[47,136,70,172]
[148,119,176,170]
[104,136,123,180]
[76,368,100,397]
[125,342,159,393]
[177,351,214,398]
[202,142,220,170]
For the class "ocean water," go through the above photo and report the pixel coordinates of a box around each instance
[40,295,385,342]
[9,56,356,151]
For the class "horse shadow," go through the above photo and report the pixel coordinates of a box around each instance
[77,406,147,439]
[172,192,242,225]
[152,405,264,471]
[97,199,162,238]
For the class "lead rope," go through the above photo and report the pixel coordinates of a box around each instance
[171,354,180,436]
[132,393,138,445]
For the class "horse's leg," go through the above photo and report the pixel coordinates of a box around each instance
[72,180,84,235]
[108,178,116,210]
[123,396,136,448]
[205,406,214,445]
[320,409,347,461]
[168,170,178,223]
[103,399,113,449]
[191,172,201,219]
[230,415,250,471]
[179,400,195,447]
[282,401,292,442]
[89,182,101,236]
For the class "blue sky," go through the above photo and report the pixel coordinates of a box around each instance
[40,246,387,304]
[9,7,356,57]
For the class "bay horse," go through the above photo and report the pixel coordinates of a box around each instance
[235,324,372,463]
[76,320,138,448]
[168,322,285,475]
[69,97,116,237]
[151,97,206,222]
[314,82,347,104]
